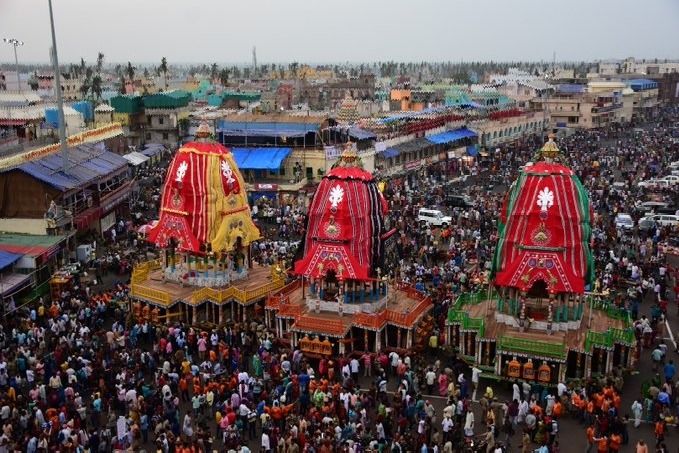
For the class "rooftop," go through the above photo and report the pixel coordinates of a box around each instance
[0,233,66,257]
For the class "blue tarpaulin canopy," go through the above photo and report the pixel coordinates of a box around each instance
[379,148,399,158]
[220,129,308,138]
[219,121,318,139]
[231,148,292,171]
[426,128,478,145]
[0,251,21,270]
[348,127,377,141]
[467,145,479,157]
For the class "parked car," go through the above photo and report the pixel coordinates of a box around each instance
[614,213,634,230]
[638,179,672,189]
[444,194,474,209]
[661,175,679,185]
[638,217,657,232]
[641,214,679,227]
[418,208,452,228]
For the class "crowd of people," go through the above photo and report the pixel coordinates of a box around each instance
[1,108,679,453]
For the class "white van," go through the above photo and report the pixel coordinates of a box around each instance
[417,208,452,228]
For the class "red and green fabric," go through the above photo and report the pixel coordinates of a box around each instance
[491,160,594,294]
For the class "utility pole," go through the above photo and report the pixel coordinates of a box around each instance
[48,0,69,174]
[252,46,257,77]
[2,38,24,93]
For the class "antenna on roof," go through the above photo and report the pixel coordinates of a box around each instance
[48,0,68,175]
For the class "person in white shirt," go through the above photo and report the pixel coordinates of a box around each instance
[350,358,360,382]
[471,366,482,401]
[463,408,475,437]
[557,382,568,398]
[261,431,271,452]
[441,415,454,437]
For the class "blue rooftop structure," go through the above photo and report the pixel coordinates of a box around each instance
[426,128,478,145]
[0,251,21,270]
[348,127,377,141]
[231,148,292,171]
[558,84,587,94]
[376,106,462,124]
[628,78,659,92]
[2,143,128,192]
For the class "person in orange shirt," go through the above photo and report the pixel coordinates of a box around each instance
[593,435,608,453]
[586,400,595,425]
[593,393,604,410]
[532,404,543,416]
[552,400,563,418]
[608,432,621,453]
[585,424,595,453]
[192,376,202,396]
[179,377,189,402]
[655,420,665,447]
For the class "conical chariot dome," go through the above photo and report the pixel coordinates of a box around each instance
[149,125,260,252]
[294,145,389,280]
[491,136,594,294]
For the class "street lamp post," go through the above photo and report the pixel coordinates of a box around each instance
[3,38,24,93]
[47,0,69,174]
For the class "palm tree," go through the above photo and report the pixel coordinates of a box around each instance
[210,63,219,82]
[126,62,136,83]
[79,58,86,80]
[159,57,169,89]
[79,81,90,99]
[96,52,105,75]
[219,68,230,87]
[91,75,103,101]
[289,62,299,79]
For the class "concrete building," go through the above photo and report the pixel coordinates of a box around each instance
[599,58,679,76]
[297,75,376,110]
[528,82,626,130]
[627,78,661,114]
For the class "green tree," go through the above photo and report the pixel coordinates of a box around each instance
[159,57,169,88]
[96,52,105,75]
[219,68,230,86]
[210,63,219,81]
[288,62,299,79]
[126,62,136,82]
[80,80,91,99]
[79,58,86,80]
[91,75,103,101]
[118,77,126,94]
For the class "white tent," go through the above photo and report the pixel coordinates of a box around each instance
[122,151,150,166]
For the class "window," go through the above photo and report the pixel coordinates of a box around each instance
[145,133,151,140]
[159,117,164,125]
[162,132,169,140]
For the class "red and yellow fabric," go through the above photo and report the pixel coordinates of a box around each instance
[492,161,594,294]
[148,141,260,252]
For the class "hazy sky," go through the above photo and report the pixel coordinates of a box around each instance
[1,0,678,65]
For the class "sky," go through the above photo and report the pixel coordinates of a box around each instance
[1,0,678,66]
